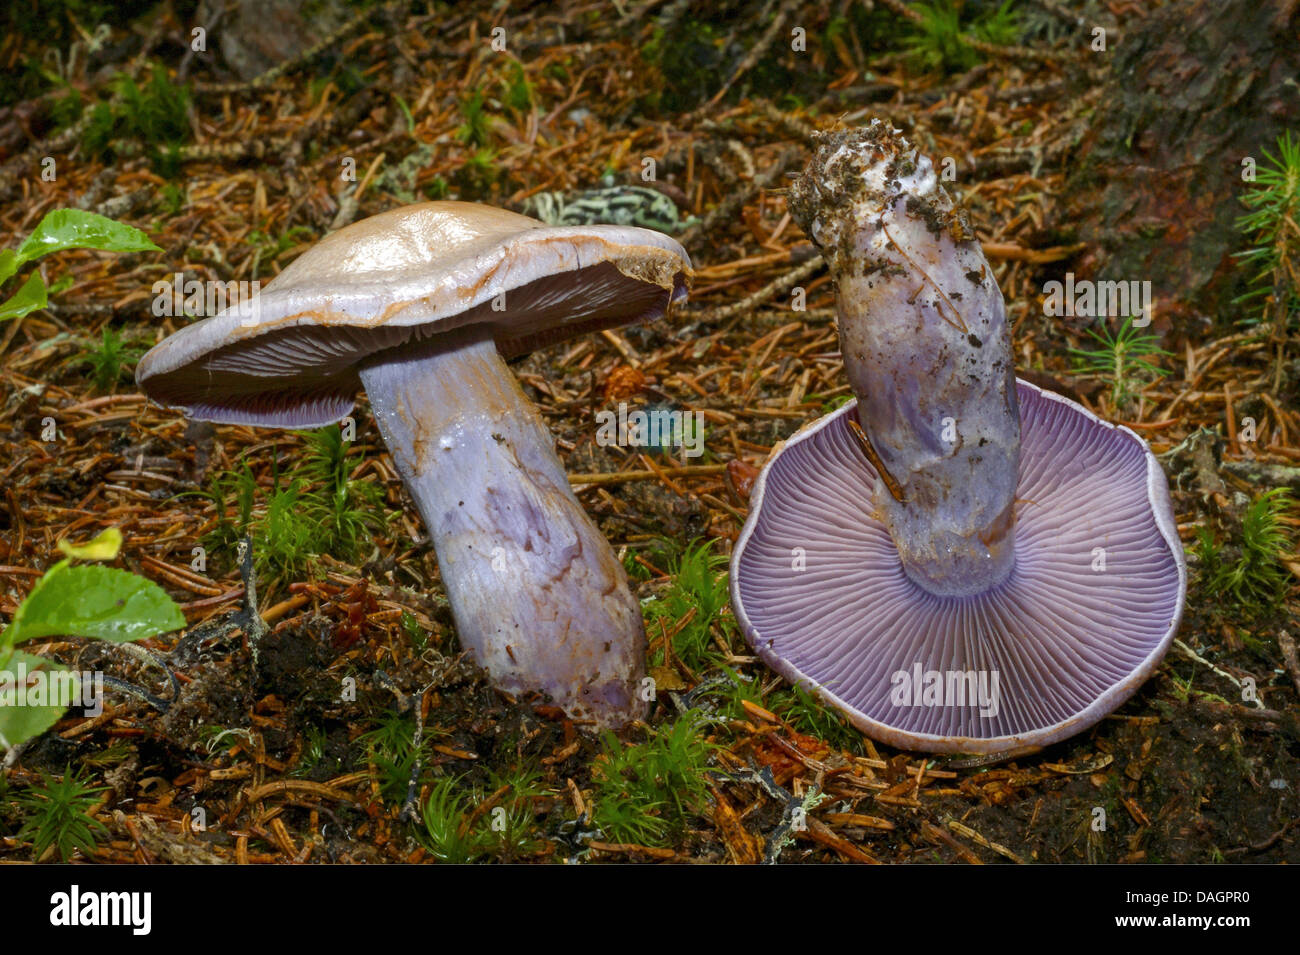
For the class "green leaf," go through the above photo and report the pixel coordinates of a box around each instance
[3,563,185,648]
[0,249,17,287]
[57,527,123,561]
[0,272,48,323]
[14,209,160,267]
[0,650,73,751]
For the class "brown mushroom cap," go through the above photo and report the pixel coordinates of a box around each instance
[136,201,691,427]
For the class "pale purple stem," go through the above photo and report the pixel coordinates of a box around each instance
[790,124,1020,596]
[359,330,647,725]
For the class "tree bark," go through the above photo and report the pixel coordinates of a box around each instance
[1062,0,1300,330]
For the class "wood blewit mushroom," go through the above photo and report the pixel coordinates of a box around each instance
[136,202,692,727]
[730,124,1186,753]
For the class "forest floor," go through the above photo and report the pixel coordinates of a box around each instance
[0,0,1297,864]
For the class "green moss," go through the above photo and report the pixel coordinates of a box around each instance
[591,709,717,846]
[76,326,147,393]
[72,61,193,177]
[639,20,727,114]
[643,539,734,672]
[193,425,390,584]
[903,0,1023,75]
[14,766,109,862]
[770,684,864,754]
[1194,488,1292,612]
[419,776,491,862]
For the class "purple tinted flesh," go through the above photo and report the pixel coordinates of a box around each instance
[789,123,1020,597]
[359,330,648,727]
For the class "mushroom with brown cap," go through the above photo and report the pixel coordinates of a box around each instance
[137,201,692,727]
[729,124,1185,754]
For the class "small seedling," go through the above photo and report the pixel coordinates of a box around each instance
[1235,130,1300,332]
[78,326,146,393]
[1068,314,1172,408]
[0,528,185,751]
[16,766,109,862]
[1,208,158,323]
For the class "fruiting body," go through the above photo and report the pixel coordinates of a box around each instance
[731,124,1186,753]
[137,202,692,726]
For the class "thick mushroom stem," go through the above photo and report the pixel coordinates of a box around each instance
[358,330,648,726]
[790,123,1020,597]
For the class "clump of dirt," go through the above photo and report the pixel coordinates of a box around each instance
[159,656,253,752]
[254,621,337,703]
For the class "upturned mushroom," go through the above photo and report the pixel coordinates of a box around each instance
[137,201,692,726]
[729,123,1185,754]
